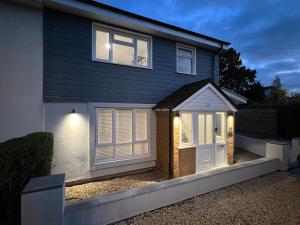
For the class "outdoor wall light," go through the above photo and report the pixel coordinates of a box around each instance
[174,111,180,117]
[72,109,75,113]
[228,111,234,116]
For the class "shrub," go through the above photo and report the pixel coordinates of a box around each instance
[0,132,53,225]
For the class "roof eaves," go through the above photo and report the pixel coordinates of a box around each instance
[76,0,230,46]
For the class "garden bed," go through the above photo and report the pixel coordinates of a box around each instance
[65,170,167,203]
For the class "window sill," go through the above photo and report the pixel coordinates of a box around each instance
[178,144,196,150]
[176,71,196,76]
[92,58,153,70]
[91,154,153,170]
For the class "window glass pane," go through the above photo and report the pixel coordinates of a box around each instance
[206,114,213,144]
[137,39,148,66]
[112,43,134,65]
[198,114,205,145]
[135,110,148,141]
[178,56,192,74]
[181,113,193,144]
[134,142,148,155]
[116,110,132,143]
[98,109,112,144]
[96,146,113,160]
[216,112,225,143]
[116,144,132,157]
[114,34,133,43]
[178,48,192,57]
[96,30,110,60]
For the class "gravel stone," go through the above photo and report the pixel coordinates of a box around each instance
[65,170,166,203]
[115,172,300,225]
[234,148,262,163]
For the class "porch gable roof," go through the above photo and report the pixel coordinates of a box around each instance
[153,79,237,111]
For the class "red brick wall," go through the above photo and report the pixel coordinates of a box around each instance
[172,113,195,178]
[155,111,196,178]
[178,147,196,176]
[156,111,170,176]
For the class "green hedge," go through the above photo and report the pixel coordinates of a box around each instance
[0,132,53,225]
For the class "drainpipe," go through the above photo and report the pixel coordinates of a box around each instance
[168,108,173,179]
[212,43,223,84]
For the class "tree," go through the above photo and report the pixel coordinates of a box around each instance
[219,48,257,94]
[242,81,265,103]
[268,75,288,104]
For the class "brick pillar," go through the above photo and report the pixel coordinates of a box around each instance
[156,111,170,176]
[172,113,196,178]
[156,111,196,178]
[227,112,234,165]
[172,113,180,177]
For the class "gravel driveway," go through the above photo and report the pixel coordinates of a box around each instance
[115,172,300,225]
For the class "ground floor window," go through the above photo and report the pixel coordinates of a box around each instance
[180,112,193,146]
[95,108,149,162]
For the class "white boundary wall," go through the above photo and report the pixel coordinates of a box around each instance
[235,134,267,156]
[64,158,280,225]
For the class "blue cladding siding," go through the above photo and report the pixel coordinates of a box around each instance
[44,9,215,103]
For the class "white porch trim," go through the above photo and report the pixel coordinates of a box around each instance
[173,83,237,112]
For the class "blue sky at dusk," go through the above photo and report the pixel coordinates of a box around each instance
[97,0,300,92]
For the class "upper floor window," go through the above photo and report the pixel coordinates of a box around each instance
[176,43,196,75]
[93,23,152,68]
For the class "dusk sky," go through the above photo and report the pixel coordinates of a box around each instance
[98,0,300,92]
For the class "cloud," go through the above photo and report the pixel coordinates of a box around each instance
[97,0,300,91]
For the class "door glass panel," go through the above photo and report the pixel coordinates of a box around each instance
[206,114,213,144]
[216,112,226,143]
[198,114,205,145]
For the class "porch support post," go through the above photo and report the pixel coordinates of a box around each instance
[227,112,235,165]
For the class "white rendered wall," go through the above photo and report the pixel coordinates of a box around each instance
[44,103,156,182]
[235,134,267,157]
[0,2,43,142]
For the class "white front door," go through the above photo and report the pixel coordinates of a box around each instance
[196,112,227,172]
[196,113,214,170]
[215,112,227,166]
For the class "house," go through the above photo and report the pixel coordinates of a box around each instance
[0,0,246,182]
[263,86,275,98]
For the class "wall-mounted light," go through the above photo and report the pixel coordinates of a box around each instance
[174,111,180,117]
[72,109,75,114]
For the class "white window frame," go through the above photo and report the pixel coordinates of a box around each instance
[92,22,153,69]
[176,43,196,75]
[94,107,151,164]
[179,111,195,148]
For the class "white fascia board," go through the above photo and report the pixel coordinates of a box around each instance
[173,83,237,112]
[222,88,248,104]
[43,0,229,50]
